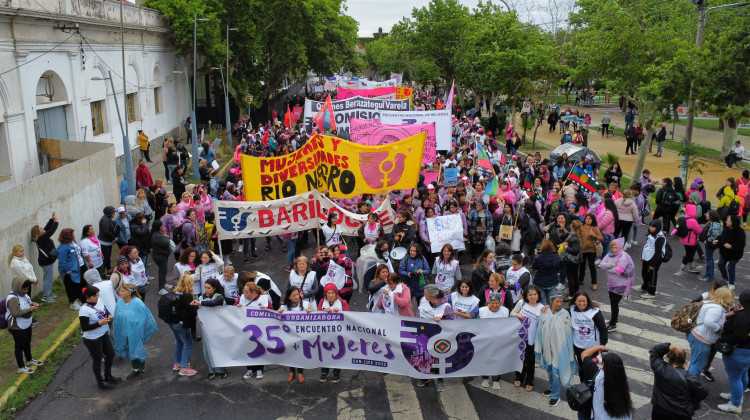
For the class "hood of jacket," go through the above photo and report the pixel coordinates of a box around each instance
[11,276,30,295]
[723,186,736,199]
[103,206,116,217]
[650,219,663,234]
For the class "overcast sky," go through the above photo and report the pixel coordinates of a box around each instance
[347,0,571,37]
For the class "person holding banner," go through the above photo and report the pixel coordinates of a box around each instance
[417,284,456,392]
[511,285,544,392]
[237,282,273,380]
[279,286,310,384]
[432,244,462,293]
[377,273,413,316]
[479,291,510,389]
[358,212,386,248]
[535,293,577,407]
[318,283,349,384]
[288,256,319,307]
[450,279,480,319]
[190,278,228,379]
[398,245,430,304]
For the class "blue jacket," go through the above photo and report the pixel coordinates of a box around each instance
[199,148,216,165]
[56,242,81,283]
[531,251,561,288]
[115,214,131,244]
[120,178,127,204]
[399,256,430,296]
[113,297,158,361]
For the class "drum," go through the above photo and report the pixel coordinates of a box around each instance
[390,247,407,260]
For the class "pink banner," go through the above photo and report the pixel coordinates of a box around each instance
[349,118,436,163]
[422,171,439,185]
[337,86,397,100]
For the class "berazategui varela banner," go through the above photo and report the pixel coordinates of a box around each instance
[199,306,527,379]
[303,96,410,139]
[241,132,426,201]
[214,190,395,239]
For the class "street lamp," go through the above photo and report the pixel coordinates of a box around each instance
[192,14,209,180]
[92,71,134,194]
[226,26,238,148]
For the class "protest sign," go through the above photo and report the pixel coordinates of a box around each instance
[292,106,303,121]
[378,109,452,150]
[214,190,395,239]
[337,86,397,100]
[338,78,399,89]
[241,132,426,201]
[349,118,436,163]
[422,171,439,186]
[427,214,466,253]
[211,138,222,150]
[304,96,410,139]
[395,87,413,105]
[199,306,526,379]
[390,72,403,87]
[444,168,458,186]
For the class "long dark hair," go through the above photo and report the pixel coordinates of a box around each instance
[81,224,93,239]
[151,220,163,235]
[204,278,224,297]
[575,192,589,208]
[283,286,303,309]
[602,353,634,418]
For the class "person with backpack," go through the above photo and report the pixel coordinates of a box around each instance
[575,345,633,420]
[672,212,703,277]
[560,130,572,144]
[163,273,198,377]
[5,276,42,375]
[716,215,746,290]
[189,278,227,378]
[654,178,677,234]
[649,342,708,419]
[716,288,750,414]
[174,209,197,259]
[635,220,667,299]
[31,213,59,302]
[717,185,742,220]
[687,287,735,379]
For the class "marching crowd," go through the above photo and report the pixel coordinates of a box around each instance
[4,90,750,418]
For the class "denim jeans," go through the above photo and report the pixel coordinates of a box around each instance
[546,368,562,399]
[718,256,738,285]
[704,246,715,281]
[539,286,555,306]
[167,164,177,184]
[41,264,54,298]
[599,233,612,260]
[283,239,296,267]
[723,347,750,406]
[101,244,113,272]
[687,332,712,376]
[202,341,225,374]
[170,323,193,368]
[558,264,567,286]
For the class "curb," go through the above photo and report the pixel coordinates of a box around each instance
[0,319,80,408]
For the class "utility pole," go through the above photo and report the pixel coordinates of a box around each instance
[120,0,134,195]
[682,0,706,179]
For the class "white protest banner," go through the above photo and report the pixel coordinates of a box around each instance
[337,78,399,89]
[214,190,395,239]
[304,96,410,140]
[349,118,436,164]
[427,214,466,253]
[199,306,526,379]
[379,109,452,150]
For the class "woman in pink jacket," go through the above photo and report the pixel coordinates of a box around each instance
[596,198,618,260]
[377,273,414,316]
[672,209,703,276]
[194,185,213,227]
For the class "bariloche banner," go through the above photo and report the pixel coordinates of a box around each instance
[241,132,426,201]
[199,306,526,379]
[214,190,395,239]
[349,118,436,164]
[304,96,410,139]
[378,109,453,151]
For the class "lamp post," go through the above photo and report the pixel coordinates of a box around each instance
[192,14,209,180]
[226,26,238,147]
[92,71,134,194]
[118,0,134,195]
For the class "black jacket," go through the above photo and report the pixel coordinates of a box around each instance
[177,292,198,329]
[531,252,561,288]
[151,231,172,257]
[129,222,151,255]
[98,207,118,243]
[721,309,750,350]
[718,218,746,260]
[649,342,708,417]
[34,218,58,266]
[471,265,491,294]
[655,185,676,210]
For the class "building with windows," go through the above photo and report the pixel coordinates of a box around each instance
[0,0,188,190]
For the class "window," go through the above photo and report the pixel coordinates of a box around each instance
[154,87,162,114]
[91,101,105,135]
[126,93,137,122]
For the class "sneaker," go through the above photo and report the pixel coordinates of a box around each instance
[729,284,736,290]
[436,380,445,392]
[674,270,686,276]
[633,286,646,293]
[687,267,701,274]
[594,259,601,266]
[555,284,565,291]
[126,370,141,380]
[543,389,552,396]
[165,285,174,290]
[41,296,55,303]
[417,379,429,387]
[549,398,559,407]
[50,293,58,298]
[17,367,34,375]
[256,370,264,379]
[492,381,501,390]
[701,371,715,382]
[218,371,228,379]
[70,301,81,310]
[624,243,631,250]
[331,374,340,383]
[319,373,328,383]
[173,364,181,371]
[179,367,197,377]
[607,323,617,332]
[699,276,711,282]
[631,241,638,246]
[159,288,169,295]
[642,293,656,299]
[481,378,490,388]
[207,372,217,379]
[147,276,155,281]
[243,370,254,379]
[720,392,732,400]
[718,403,742,414]
[26,359,43,367]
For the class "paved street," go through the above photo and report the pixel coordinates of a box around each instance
[19,231,750,420]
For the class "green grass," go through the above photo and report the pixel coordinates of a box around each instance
[661,140,720,158]
[673,118,750,136]
[518,142,551,152]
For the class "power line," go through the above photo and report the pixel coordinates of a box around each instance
[0,34,75,77]
[82,37,141,90]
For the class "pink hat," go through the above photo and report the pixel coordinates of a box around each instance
[427,184,435,190]
[512,155,518,160]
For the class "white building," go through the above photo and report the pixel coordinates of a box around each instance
[0,0,188,190]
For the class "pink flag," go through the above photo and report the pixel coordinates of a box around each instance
[446,80,455,110]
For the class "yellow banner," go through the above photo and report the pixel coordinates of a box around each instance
[395,87,413,105]
[241,132,427,201]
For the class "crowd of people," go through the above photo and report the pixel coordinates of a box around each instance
[4,86,750,418]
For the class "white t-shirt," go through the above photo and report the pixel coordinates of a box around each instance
[319,259,347,290]
[319,298,343,311]
[519,303,542,345]
[239,294,271,309]
[280,301,309,313]
[479,306,509,318]
[130,258,148,287]
[451,292,479,316]
[418,297,449,319]
[435,259,459,292]
[571,308,601,349]
[198,263,222,295]
[288,270,317,301]
[381,284,403,315]
[80,237,104,268]
[220,273,240,300]
[321,224,341,247]
[79,302,110,340]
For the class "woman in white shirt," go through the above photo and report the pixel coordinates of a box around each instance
[450,279,480,319]
[511,285,544,392]
[688,287,735,377]
[479,291,509,389]
[8,244,37,288]
[236,282,272,380]
[119,246,149,301]
[278,286,311,383]
[219,265,239,302]
[80,225,105,277]
[432,244,462,293]
[287,256,319,306]
[78,285,120,389]
[195,250,224,296]
[320,212,345,253]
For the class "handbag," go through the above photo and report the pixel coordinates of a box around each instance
[714,338,734,356]
[566,380,594,411]
[594,240,603,257]
[510,228,521,252]
[485,236,496,252]
[500,225,513,241]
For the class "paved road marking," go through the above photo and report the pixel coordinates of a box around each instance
[439,381,480,420]
[468,380,578,420]
[337,387,365,420]
[384,374,424,420]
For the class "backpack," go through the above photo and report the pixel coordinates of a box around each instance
[0,294,12,329]
[661,190,675,207]
[157,292,182,324]
[729,198,740,216]
[172,222,187,248]
[671,301,703,333]
[527,217,544,243]
[566,380,594,411]
[662,242,673,263]
[697,200,711,224]
[548,198,563,221]
[675,218,689,238]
